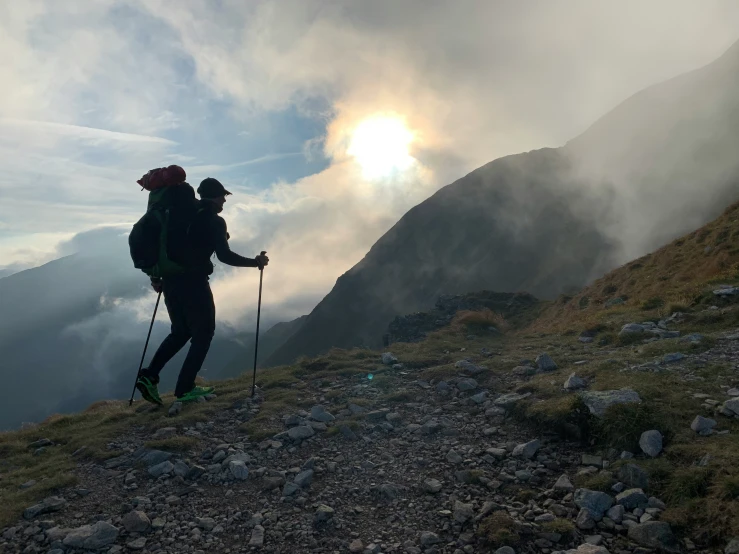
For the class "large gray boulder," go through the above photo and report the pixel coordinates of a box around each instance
[63,522,119,549]
[122,511,151,534]
[618,463,649,489]
[579,389,641,417]
[639,430,663,457]
[627,521,679,553]
[23,496,67,519]
[574,489,614,519]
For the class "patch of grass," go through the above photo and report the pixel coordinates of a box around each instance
[515,488,537,502]
[719,475,739,500]
[592,403,669,452]
[641,296,665,311]
[575,471,614,492]
[453,309,510,333]
[384,390,414,403]
[541,518,575,535]
[477,512,520,547]
[144,436,199,452]
[664,467,713,502]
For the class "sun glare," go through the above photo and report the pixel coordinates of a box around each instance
[347,116,415,178]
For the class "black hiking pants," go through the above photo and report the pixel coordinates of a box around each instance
[143,274,215,397]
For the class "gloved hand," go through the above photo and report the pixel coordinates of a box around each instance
[256,252,269,270]
[150,277,163,293]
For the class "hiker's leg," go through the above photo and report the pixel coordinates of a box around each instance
[174,278,216,397]
[142,280,190,381]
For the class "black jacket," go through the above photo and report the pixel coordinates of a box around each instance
[186,201,259,276]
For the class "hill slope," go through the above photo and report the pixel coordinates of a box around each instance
[535,199,739,332]
[267,39,739,366]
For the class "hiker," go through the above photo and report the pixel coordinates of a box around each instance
[135,177,269,405]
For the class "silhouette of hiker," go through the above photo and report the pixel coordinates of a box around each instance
[136,177,269,405]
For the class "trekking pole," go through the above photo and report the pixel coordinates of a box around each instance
[251,251,267,397]
[129,291,162,406]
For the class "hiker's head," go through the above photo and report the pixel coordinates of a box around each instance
[198,178,231,212]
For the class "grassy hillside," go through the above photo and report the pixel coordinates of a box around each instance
[534,199,739,333]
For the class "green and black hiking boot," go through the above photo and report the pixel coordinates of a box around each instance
[136,375,163,406]
[176,386,215,403]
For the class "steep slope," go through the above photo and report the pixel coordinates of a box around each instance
[534,198,739,332]
[267,39,739,366]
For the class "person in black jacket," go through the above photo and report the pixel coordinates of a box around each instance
[136,177,268,405]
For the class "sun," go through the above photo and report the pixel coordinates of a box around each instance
[347,116,415,178]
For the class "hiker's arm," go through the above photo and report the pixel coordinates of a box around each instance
[212,219,260,268]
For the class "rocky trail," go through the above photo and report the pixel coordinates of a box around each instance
[4,317,739,554]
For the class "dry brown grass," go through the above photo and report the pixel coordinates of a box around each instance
[452,309,510,332]
[532,200,739,333]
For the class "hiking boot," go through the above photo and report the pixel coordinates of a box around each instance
[176,385,215,403]
[136,376,163,406]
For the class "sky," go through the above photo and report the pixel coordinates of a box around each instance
[2,0,739,326]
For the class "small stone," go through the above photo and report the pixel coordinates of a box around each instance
[283,482,300,497]
[420,531,441,546]
[127,537,147,550]
[447,449,464,464]
[616,488,648,510]
[288,425,315,440]
[581,454,602,467]
[725,538,739,554]
[148,460,174,477]
[565,373,587,390]
[456,378,478,392]
[619,463,649,489]
[662,352,687,364]
[691,415,717,435]
[381,352,398,365]
[639,430,663,457]
[310,405,335,422]
[168,402,182,416]
[606,504,624,523]
[349,539,364,553]
[339,425,358,441]
[453,501,474,523]
[249,524,265,547]
[122,511,151,533]
[536,353,558,371]
[229,460,249,480]
[495,548,516,554]
[576,508,597,530]
[173,460,190,477]
[294,469,314,487]
[423,479,443,493]
[554,474,575,491]
[314,505,334,524]
[512,439,541,459]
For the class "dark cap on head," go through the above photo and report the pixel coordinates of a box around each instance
[197,177,232,199]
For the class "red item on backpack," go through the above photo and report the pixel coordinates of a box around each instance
[137,165,187,191]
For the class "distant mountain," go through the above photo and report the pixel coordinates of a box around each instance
[267,39,739,366]
[219,315,307,379]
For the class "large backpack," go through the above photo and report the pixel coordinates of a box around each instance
[128,166,198,278]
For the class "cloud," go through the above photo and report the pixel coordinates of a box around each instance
[0,118,176,146]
